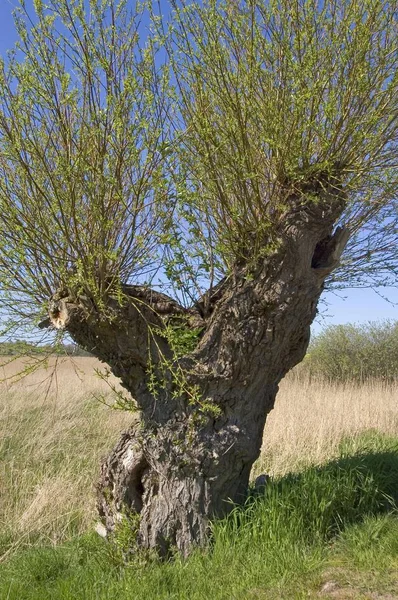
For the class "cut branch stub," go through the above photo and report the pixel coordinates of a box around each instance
[48,297,81,330]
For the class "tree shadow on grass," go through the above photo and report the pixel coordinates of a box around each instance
[222,433,398,545]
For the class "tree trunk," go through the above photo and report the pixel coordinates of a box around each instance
[97,382,279,557]
[46,183,348,557]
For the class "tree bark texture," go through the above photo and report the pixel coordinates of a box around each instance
[47,181,348,556]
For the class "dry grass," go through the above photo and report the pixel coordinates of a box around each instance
[255,372,398,477]
[0,357,131,555]
[0,357,397,558]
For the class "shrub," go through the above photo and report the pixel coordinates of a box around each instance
[303,321,398,383]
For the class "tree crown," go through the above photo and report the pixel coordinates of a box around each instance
[0,0,396,336]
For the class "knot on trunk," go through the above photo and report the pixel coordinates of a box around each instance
[97,425,148,535]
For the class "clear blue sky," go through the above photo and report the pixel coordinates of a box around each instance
[0,1,396,335]
[0,2,18,47]
[314,287,398,334]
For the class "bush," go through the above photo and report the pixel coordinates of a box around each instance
[302,321,398,383]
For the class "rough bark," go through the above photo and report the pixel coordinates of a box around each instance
[46,181,349,557]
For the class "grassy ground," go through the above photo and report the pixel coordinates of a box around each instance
[0,358,397,599]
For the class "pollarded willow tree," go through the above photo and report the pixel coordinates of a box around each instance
[0,0,397,555]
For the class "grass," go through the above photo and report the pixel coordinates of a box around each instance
[0,357,398,598]
[254,374,398,477]
[0,357,131,555]
[1,434,397,599]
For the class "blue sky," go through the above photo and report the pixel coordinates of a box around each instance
[0,2,17,45]
[0,0,396,335]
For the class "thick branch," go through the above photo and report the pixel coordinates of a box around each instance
[42,285,194,418]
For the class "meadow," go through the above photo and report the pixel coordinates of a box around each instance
[0,356,397,599]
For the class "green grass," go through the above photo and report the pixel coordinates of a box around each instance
[1,431,397,600]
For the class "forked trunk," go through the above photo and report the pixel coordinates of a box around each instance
[46,186,348,556]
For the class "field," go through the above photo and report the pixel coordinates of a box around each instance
[1,357,398,599]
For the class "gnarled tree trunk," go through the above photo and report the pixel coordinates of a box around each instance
[46,184,349,557]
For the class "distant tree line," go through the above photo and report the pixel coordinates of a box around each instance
[300,321,398,383]
[3,321,397,383]
[0,341,92,357]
